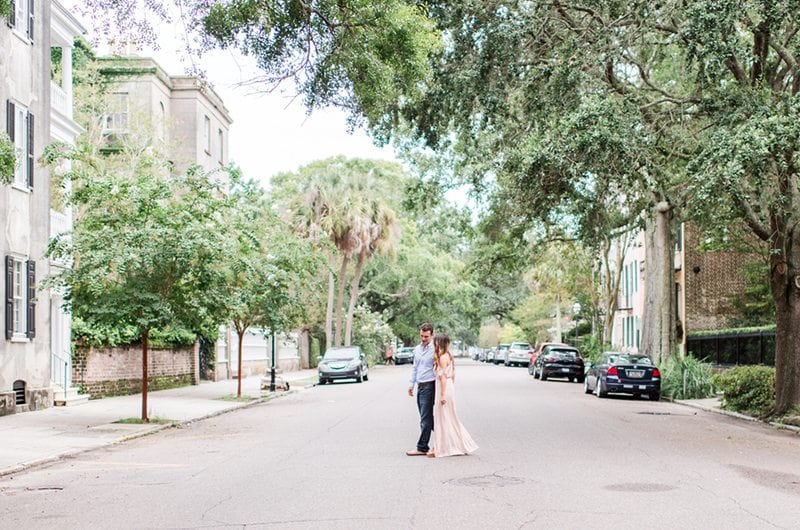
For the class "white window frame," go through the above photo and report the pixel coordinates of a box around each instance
[11,256,26,338]
[12,103,29,189]
[218,128,224,162]
[102,92,129,133]
[12,0,30,40]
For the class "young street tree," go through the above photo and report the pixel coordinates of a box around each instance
[226,175,318,398]
[46,142,232,421]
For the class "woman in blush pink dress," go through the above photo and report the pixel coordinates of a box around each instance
[428,333,478,458]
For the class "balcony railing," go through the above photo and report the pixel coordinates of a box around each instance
[50,81,71,118]
[50,209,71,239]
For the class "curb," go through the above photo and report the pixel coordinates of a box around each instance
[0,388,297,479]
[672,399,800,434]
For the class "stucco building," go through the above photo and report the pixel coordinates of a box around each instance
[1,1,85,414]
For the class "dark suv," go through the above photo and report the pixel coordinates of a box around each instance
[533,345,584,383]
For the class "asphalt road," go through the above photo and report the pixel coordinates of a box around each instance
[2,360,800,529]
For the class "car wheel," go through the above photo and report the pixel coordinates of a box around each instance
[356,371,363,383]
[540,370,548,381]
[595,378,607,398]
[584,377,592,394]
[577,376,585,384]
[364,372,369,381]
[318,378,326,385]
[650,392,660,401]
[568,377,574,383]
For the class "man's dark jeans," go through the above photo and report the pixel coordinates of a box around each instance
[416,381,435,453]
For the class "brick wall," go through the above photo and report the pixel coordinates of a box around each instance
[73,345,197,398]
[684,225,754,332]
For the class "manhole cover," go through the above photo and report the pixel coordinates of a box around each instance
[604,482,676,493]
[448,474,526,488]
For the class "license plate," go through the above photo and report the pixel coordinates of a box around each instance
[627,370,644,378]
[638,385,647,390]
[561,368,571,372]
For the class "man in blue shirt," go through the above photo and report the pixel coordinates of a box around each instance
[407,322,435,456]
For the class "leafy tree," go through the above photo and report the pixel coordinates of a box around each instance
[392,1,704,366]
[74,0,439,127]
[728,260,775,329]
[45,141,233,421]
[226,174,319,397]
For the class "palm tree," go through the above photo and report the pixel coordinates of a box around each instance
[344,196,400,346]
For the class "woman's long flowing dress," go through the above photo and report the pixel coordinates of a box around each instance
[432,361,478,457]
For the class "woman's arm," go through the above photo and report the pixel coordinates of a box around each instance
[439,354,452,404]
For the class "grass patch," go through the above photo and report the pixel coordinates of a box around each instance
[216,395,259,402]
[115,417,176,425]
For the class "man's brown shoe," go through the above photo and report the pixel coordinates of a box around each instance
[406,450,427,456]
[426,452,436,458]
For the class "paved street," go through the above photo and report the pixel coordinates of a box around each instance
[2,360,800,529]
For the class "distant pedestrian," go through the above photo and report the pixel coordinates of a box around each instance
[385,345,395,365]
[406,323,435,456]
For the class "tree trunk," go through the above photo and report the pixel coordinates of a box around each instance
[345,247,368,347]
[325,269,335,351]
[602,235,629,346]
[771,233,800,414]
[236,325,246,399]
[334,254,350,347]
[554,294,562,343]
[641,201,675,365]
[141,328,149,422]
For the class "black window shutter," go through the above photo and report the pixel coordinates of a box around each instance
[7,0,15,28]
[5,256,13,340]
[27,0,32,41]
[26,259,35,339]
[5,100,13,141]
[26,112,33,189]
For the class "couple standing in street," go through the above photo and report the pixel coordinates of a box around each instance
[406,323,478,458]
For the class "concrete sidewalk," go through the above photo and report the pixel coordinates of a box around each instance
[0,368,318,477]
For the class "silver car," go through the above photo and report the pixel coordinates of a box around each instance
[318,347,369,384]
[504,342,532,367]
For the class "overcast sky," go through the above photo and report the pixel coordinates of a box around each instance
[62,2,398,188]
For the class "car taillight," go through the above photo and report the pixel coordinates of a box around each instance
[652,368,661,378]
[607,366,619,376]
[544,357,557,363]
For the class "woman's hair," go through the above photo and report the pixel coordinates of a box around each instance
[433,333,451,368]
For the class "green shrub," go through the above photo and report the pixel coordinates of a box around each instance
[712,365,775,417]
[661,355,716,399]
[72,316,196,349]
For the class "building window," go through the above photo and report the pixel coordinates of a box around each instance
[9,0,34,41]
[102,93,129,132]
[218,128,223,162]
[5,256,35,340]
[5,100,34,189]
[204,115,211,154]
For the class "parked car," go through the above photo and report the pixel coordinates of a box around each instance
[584,352,661,400]
[485,347,497,363]
[532,344,584,382]
[528,342,570,375]
[395,346,415,365]
[318,346,369,384]
[494,343,511,364]
[504,342,532,367]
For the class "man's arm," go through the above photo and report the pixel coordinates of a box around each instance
[408,348,418,396]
